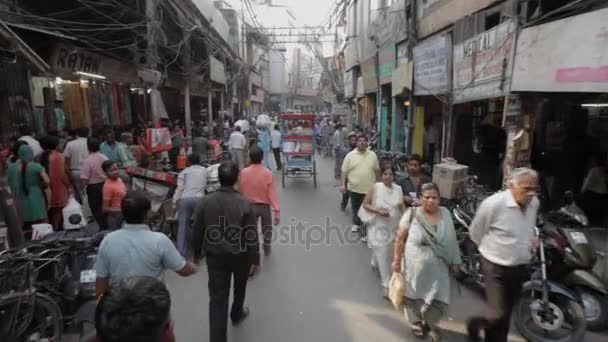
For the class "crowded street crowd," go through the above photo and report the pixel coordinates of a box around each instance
[0,115,579,342]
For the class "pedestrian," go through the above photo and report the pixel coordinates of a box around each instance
[228,126,246,169]
[271,124,282,170]
[39,136,72,230]
[341,135,380,241]
[192,128,210,164]
[333,124,345,180]
[7,144,50,238]
[95,190,197,297]
[340,132,358,211]
[102,160,127,231]
[17,125,43,157]
[170,121,185,169]
[172,153,207,257]
[360,164,405,298]
[239,147,280,256]
[95,276,176,342]
[117,132,137,168]
[63,127,89,203]
[399,154,432,207]
[100,131,120,164]
[81,137,109,229]
[392,182,461,342]
[191,161,260,342]
[466,168,540,342]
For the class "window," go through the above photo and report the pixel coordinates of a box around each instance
[485,12,500,30]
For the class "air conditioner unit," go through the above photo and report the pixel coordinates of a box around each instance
[138,69,163,86]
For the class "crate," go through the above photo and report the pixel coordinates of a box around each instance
[432,163,469,183]
[435,178,466,200]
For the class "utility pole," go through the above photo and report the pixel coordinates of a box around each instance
[182,18,192,141]
[406,0,417,154]
[146,0,160,124]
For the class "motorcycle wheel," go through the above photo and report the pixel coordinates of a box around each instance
[577,287,608,331]
[514,290,586,342]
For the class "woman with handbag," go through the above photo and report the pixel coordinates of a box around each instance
[360,164,405,299]
[392,182,461,342]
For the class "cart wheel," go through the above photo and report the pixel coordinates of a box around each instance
[281,166,285,188]
[313,160,317,188]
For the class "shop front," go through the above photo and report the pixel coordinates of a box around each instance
[511,8,608,220]
[360,57,378,131]
[412,32,451,164]
[378,45,395,151]
[451,20,517,191]
[41,43,140,132]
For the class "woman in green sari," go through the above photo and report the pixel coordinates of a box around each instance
[8,145,50,237]
[392,182,461,342]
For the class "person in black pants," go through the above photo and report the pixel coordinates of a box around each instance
[81,137,107,229]
[271,124,282,170]
[192,161,260,342]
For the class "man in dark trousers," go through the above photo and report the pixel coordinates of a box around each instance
[192,161,260,342]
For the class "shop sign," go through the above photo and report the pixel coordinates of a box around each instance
[378,45,395,85]
[413,33,451,95]
[210,56,226,84]
[396,41,409,66]
[512,8,608,93]
[392,62,413,96]
[361,57,378,93]
[453,20,516,103]
[344,70,355,98]
[50,44,137,83]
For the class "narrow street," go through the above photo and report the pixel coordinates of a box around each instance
[163,156,605,342]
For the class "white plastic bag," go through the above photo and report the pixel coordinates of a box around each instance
[388,272,405,310]
[63,196,86,230]
[256,114,271,128]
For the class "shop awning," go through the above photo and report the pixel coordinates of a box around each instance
[0,22,50,73]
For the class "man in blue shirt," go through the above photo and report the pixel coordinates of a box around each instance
[94,191,197,298]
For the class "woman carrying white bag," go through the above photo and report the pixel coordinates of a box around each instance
[358,165,405,299]
[63,195,86,230]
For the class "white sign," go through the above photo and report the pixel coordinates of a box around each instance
[210,56,226,84]
[413,33,451,95]
[512,8,608,93]
[453,20,516,103]
[344,70,355,98]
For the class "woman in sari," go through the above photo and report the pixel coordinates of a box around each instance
[8,145,50,237]
[392,182,461,341]
[361,164,405,298]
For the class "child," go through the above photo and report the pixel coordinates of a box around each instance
[102,160,127,230]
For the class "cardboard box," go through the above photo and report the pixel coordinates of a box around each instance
[432,163,469,183]
[435,177,466,200]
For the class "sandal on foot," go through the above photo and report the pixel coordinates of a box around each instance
[410,322,426,338]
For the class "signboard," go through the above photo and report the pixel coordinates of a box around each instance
[392,62,413,96]
[453,20,516,103]
[361,57,378,93]
[397,42,409,65]
[512,8,608,93]
[378,45,395,85]
[210,56,226,84]
[413,33,451,95]
[344,70,355,98]
[356,76,364,97]
[50,44,137,83]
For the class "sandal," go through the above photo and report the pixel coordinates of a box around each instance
[429,327,442,342]
[410,322,426,338]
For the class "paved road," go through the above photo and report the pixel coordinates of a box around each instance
[161,156,605,342]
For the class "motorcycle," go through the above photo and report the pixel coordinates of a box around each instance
[513,226,587,342]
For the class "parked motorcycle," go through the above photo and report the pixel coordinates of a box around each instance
[513,226,587,342]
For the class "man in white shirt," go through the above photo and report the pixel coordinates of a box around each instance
[173,154,207,257]
[467,168,540,342]
[18,126,43,157]
[63,127,89,203]
[271,124,282,170]
[228,126,246,169]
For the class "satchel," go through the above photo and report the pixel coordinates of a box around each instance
[357,205,376,224]
[388,272,405,310]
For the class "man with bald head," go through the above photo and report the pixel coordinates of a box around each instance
[467,168,540,342]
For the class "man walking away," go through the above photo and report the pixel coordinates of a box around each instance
[172,153,207,257]
[81,138,108,229]
[64,127,89,203]
[95,276,176,342]
[192,161,260,342]
[228,126,246,169]
[467,168,540,342]
[271,124,282,170]
[192,128,210,164]
[341,135,380,242]
[95,191,196,297]
[239,147,280,256]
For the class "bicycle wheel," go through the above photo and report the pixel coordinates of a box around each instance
[0,292,63,342]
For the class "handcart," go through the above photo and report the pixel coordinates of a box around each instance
[280,113,317,188]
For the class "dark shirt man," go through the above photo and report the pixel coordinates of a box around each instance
[399,154,431,206]
[192,129,210,163]
[192,161,260,342]
[95,276,176,342]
